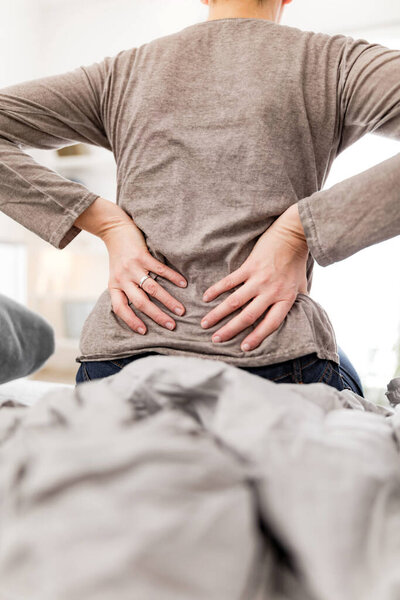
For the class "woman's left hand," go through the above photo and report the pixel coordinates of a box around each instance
[200,203,310,352]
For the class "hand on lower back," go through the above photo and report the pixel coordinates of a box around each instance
[74,197,187,334]
[200,203,309,352]
[104,220,188,334]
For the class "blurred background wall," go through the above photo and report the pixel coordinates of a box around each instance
[1,0,399,400]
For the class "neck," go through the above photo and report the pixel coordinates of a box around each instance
[207,0,279,23]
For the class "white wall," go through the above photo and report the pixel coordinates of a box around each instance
[281,0,400,33]
[0,0,41,85]
[33,0,206,76]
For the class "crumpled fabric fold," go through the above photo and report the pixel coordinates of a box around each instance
[0,355,399,600]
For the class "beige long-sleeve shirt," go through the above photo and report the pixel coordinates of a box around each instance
[1,17,399,367]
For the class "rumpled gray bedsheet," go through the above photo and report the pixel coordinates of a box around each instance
[0,355,399,600]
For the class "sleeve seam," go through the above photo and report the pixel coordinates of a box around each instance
[49,191,99,249]
[0,155,84,217]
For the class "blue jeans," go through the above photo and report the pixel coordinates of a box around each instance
[76,345,364,397]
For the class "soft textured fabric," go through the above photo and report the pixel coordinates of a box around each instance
[0,354,399,600]
[0,293,55,383]
[1,18,399,367]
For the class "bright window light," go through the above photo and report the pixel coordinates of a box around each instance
[0,243,27,305]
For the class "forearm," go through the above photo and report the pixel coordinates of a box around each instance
[0,138,101,249]
[0,58,111,250]
[296,152,400,267]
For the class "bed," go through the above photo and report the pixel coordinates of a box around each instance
[0,355,399,600]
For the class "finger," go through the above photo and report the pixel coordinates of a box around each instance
[125,282,177,331]
[143,254,187,288]
[109,288,147,334]
[210,294,271,344]
[201,283,256,329]
[140,274,185,317]
[240,299,295,351]
[202,267,248,302]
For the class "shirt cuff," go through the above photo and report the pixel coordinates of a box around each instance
[297,196,332,267]
[49,192,100,249]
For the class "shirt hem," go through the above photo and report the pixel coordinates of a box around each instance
[75,343,339,368]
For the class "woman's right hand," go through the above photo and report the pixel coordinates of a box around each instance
[74,197,187,335]
[103,220,187,334]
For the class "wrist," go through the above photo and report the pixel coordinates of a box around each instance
[281,203,308,244]
[272,203,309,255]
[74,197,133,242]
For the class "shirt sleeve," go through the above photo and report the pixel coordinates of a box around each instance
[0,54,115,249]
[297,37,400,267]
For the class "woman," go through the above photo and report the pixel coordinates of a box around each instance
[2,0,399,394]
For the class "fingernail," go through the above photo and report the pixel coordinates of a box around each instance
[174,307,184,316]
[201,320,208,328]
[203,294,209,302]
[138,327,145,335]
[213,335,221,343]
[166,321,174,330]
[179,280,187,287]
[242,343,250,351]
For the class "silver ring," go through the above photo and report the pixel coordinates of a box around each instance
[139,273,152,289]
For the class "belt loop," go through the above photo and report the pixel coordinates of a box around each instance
[292,357,302,384]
